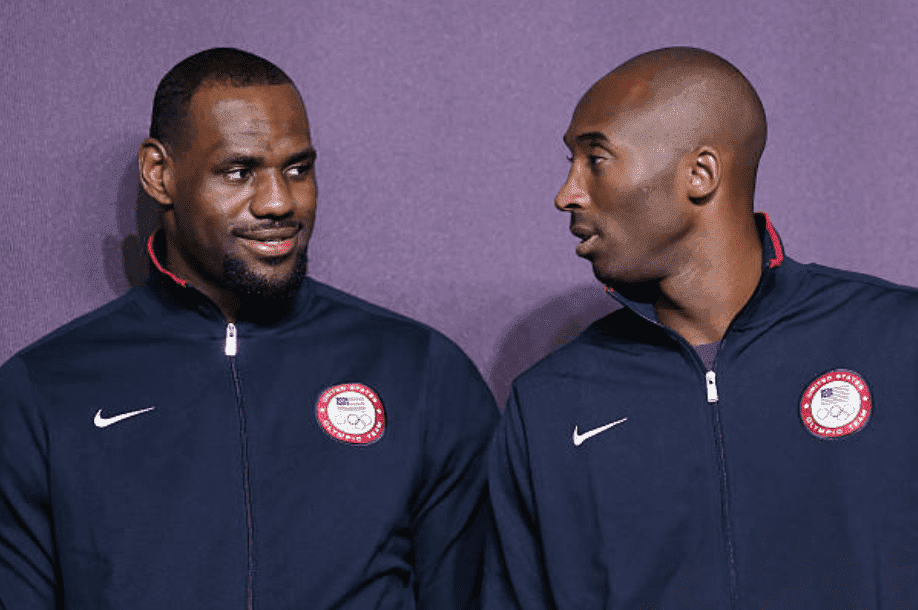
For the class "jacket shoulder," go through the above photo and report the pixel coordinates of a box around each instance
[310,280,431,327]
[8,290,144,364]
[799,261,918,295]
[784,259,918,317]
[513,307,654,385]
[307,279,469,356]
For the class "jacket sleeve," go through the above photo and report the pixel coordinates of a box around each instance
[411,332,499,610]
[483,384,555,610]
[0,357,58,609]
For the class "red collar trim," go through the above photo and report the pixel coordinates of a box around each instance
[761,212,784,269]
[146,231,189,288]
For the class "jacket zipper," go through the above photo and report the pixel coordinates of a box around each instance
[623,306,740,607]
[706,353,738,610]
[705,371,718,403]
[226,323,254,610]
[225,323,238,357]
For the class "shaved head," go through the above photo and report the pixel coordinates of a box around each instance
[557,47,768,289]
[557,47,770,340]
[581,47,767,190]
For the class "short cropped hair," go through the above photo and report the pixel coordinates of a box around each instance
[150,47,294,151]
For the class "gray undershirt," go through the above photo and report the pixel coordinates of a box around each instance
[693,342,719,371]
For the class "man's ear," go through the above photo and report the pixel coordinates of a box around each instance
[686,146,720,202]
[138,138,175,207]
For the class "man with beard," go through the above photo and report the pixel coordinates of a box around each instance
[0,48,497,609]
[485,47,918,609]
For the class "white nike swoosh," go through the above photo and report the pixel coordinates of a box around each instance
[93,407,156,428]
[572,417,628,446]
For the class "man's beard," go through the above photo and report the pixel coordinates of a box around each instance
[222,246,309,307]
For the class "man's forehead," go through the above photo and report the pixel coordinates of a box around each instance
[183,83,311,154]
[189,83,306,123]
[610,72,653,105]
[566,69,655,140]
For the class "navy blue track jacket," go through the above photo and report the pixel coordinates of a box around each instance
[0,237,498,609]
[485,214,918,609]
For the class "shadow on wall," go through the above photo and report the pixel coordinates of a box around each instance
[103,156,159,294]
[487,284,620,408]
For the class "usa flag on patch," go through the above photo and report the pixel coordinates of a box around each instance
[316,382,387,445]
[800,369,871,439]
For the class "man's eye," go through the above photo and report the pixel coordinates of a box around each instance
[288,163,313,177]
[589,155,604,166]
[224,168,249,181]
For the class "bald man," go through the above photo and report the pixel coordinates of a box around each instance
[485,47,918,609]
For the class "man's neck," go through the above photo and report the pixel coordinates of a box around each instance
[653,218,763,345]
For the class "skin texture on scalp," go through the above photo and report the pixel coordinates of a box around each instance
[557,47,768,344]
[606,47,767,189]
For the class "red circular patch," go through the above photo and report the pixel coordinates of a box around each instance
[316,383,386,445]
[800,370,871,439]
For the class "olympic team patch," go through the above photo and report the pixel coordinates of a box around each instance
[316,383,386,445]
[800,370,871,439]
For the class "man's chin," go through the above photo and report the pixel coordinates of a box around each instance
[591,261,617,287]
[222,250,309,303]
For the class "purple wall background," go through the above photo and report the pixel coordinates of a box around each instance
[2,0,917,405]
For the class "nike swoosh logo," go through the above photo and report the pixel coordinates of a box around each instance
[93,407,156,428]
[572,417,628,446]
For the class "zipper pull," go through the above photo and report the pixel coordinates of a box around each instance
[706,371,719,403]
[225,323,238,356]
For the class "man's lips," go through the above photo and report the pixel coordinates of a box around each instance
[575,235,599,257]
[240,237,296,257]
[234,225,301,257]
[570,224,599,256]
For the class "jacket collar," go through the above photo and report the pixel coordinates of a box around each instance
[608,212,792,331]
[147,230,190,289]
[138,229,315,328]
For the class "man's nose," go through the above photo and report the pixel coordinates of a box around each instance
[555,168,587,211]
[251,170,294,217]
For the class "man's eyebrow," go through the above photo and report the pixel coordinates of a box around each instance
[219,153,263,167]
[285,148,317,166]
[216,148,317,167]
[563,131,610,148]
[575,131,609,144]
